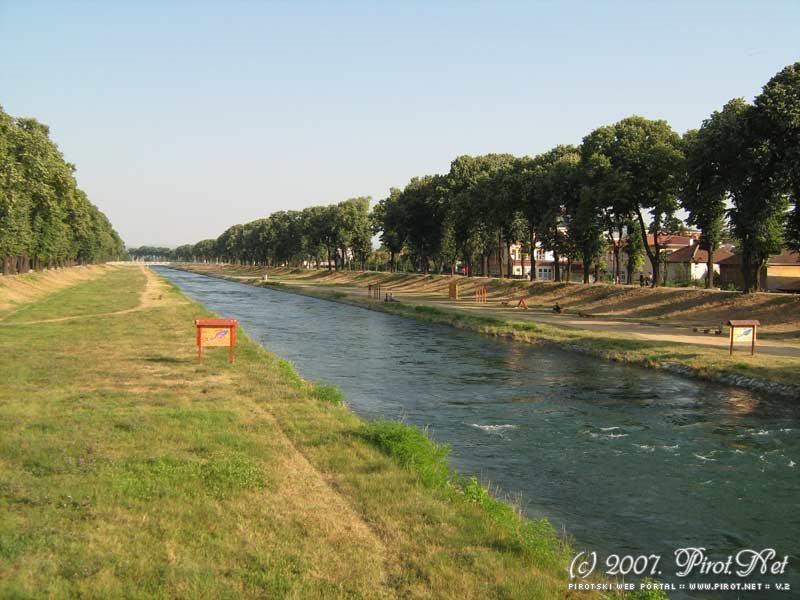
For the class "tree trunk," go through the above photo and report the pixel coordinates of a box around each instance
[553,249,560,282]
[506,238,513,279]
[583,258,591,284]
[635,208,660,288]
[756,259,767,292]
[742,246,753,293]
[529,229,537,281]
[497,232,503,279]
[706,248,714,289]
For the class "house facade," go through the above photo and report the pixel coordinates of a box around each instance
[717,250,800,292]
[487,242,591,282]
[665,246,734,284]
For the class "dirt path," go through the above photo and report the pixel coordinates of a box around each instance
[0,266,187,326]
[282,281,800,359]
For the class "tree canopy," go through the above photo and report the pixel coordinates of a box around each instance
[0,106,125,274]
[166,62,798,293]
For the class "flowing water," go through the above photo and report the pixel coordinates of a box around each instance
[157,268,799,597]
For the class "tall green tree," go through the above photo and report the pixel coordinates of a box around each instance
[372,188,406,272]
[400,175,448,273]
[680,128,727,288]
[582,117,685,287]
[755,62,800,251]
[535,146,582,282]
[709,99,788,292]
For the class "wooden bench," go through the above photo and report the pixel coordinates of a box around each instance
[692,325,723,335]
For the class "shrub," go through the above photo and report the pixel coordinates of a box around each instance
[312,382,344,405]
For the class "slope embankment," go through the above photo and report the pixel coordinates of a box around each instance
[191,264,800,339]
[0,264,115,313]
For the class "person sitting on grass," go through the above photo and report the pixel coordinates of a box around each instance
[553,302,562,314]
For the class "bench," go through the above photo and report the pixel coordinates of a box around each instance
[692,325,723,335]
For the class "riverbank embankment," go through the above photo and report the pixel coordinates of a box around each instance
[180,264,800,399]
[0,264,649,599]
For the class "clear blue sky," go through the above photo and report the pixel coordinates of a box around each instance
[1,1,798,247]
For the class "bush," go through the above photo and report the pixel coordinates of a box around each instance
[312,382,344,405]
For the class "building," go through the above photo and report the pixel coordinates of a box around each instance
[487,242,590,281]
[601,234,698,284]
[766,250,800,292]
[640,234,698,281]
[717,250,800,292]
[665,246,734,284]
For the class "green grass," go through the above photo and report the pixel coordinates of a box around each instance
[2,265,661,599]
[311,382,345,405]
[360,420,451,488]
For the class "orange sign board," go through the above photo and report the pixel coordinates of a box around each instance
[195,318,238,363]
[201,327,231,347]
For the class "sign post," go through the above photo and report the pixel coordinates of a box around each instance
[448,280,459,300]
[195,318,238,364]
[727,319,759,356]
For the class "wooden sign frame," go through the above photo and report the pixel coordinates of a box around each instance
[727,319,759,356]
[195,318,238,364]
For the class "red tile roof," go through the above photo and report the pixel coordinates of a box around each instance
[666,246,734,264]
[718,250,800,266]
[645,234,697,247]
[768,250,800,265]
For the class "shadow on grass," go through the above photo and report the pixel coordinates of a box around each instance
[143,355,190,364]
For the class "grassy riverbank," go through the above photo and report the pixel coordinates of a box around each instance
[181,265,800,396]
[0,265,651,598]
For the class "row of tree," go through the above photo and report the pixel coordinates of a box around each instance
[0,106,126,275]
[172,62,798,293]
[373,62,799,292]
[154,197,373,271]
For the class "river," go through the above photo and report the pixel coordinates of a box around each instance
[156,267,799,597]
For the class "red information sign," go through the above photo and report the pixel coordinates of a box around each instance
[195,318,238,364]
